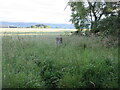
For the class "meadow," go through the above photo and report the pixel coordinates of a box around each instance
[2,28,118,88]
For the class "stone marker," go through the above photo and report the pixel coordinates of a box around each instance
[56,36,62,45]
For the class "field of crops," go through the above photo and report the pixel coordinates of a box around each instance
[0,28,76,36]
[1,28,118,88]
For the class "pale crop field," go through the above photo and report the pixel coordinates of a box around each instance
[0,28,77,36]
[1,28,118,88]
[0,28,77,32]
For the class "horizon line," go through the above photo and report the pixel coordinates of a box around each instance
[0,21,73,25]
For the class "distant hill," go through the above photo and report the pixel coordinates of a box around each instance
[0,21,75,29]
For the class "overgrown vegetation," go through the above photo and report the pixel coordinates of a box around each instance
[2,35,118,88]
[2,1,119,88]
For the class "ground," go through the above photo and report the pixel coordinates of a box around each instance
[1,28,118,88]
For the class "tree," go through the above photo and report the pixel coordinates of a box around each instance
[30,24,50,28]
[31,25,37,28]
[96,16,119,36]
[69,2,88,31]
[68,0,118,33]
[89,2,118,33]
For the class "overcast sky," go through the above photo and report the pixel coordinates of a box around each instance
[0,0,72,24]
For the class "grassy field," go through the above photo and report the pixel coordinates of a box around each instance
[2,29,118,88]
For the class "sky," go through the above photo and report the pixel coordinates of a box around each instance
[0,0,72,24]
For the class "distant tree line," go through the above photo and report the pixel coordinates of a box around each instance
[28,24,51,28]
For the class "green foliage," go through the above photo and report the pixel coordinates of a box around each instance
[39,59,62,88]
[69,2,88,30]
[104,2,118,17]
[93,16,119,36]
[69,1,119,35]
[31,24,50,28]
[2,35,118,88]
[31,25,37,28]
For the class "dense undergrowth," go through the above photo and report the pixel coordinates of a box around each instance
[2,35,118,88]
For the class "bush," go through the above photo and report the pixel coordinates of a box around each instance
[93,16,119,37]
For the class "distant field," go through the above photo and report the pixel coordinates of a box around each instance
[0,28,77,32]
[0,28,77,36]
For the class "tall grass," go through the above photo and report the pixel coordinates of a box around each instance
[2,34,118,88]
